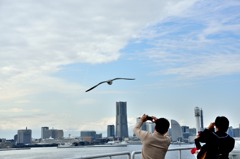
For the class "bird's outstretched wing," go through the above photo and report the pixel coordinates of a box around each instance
[112,78,135,81]
[85,81,108,92]
[85,78,135,92]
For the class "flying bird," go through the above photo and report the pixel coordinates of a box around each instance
[85,78,135,92]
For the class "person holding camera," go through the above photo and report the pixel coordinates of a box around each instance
[194,116,235,159]
[133,114,171,159]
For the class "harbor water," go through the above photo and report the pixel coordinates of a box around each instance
[0,144,196,159]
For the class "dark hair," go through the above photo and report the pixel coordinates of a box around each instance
[215,116,229,132]
[155,118,170,135]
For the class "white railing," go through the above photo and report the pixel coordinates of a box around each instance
[76,147,240,159]
[75,151,131,159]
[131,147,195,159]
[76,147,193,159]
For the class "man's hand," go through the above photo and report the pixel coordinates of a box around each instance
[152,116,158,122]
[141,114,148,122]
[141,114,158,122]
[208,122,215,129]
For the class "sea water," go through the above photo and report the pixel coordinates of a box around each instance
[0,144,196,159]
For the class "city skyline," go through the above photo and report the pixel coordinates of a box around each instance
[1,103,239,139]
[0,0,240,139]
[2,108,240,140]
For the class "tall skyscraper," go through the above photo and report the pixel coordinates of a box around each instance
[194,107,204,134]
[116,101,129,139]
[194,107,201,134]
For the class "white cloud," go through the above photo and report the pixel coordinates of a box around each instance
[0,0,197,65]
[133,0,240,79]
[0,107,24,113]
[162,54,240,78]
[0,0,198,101]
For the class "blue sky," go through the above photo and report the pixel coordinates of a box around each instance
[0,0,240,139]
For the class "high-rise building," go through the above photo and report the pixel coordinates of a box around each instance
[194,107,204,134]
[17,127,32,144]
[170,119,183,142]
[41,127,51,139]
[107,125,115,138]
[194,107,201,134]
[116,101,129,139]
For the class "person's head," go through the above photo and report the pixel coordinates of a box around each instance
[215,116,229,132]
[155,118,170,135]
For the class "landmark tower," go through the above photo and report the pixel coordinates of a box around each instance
[194,107,204,134]
[116,101,129,139]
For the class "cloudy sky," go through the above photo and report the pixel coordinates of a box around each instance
[0,0,240,139]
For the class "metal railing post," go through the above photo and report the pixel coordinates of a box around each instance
[178,149,181,159]
[131,151,141,159]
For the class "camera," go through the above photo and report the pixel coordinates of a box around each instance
[146,115,153,121]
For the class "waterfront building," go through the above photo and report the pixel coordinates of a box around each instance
[0,139,13,148]
[14,134,17,143]
[41,127,63,139]
[107,125,115,138]
[96,133,102,139]
[170,119,183,142]
[41,127,51,139]
[189,128,197,136]
[232,128,240,137]
[81,131,96,143]
[181,126,190,141]
[182,126,190,133]
[17,127,32,144]
[51,129,64,139]
[116,101,129,139]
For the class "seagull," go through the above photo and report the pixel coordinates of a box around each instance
[85,78,135,92]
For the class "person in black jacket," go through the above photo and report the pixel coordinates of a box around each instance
[194,116,235,159]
